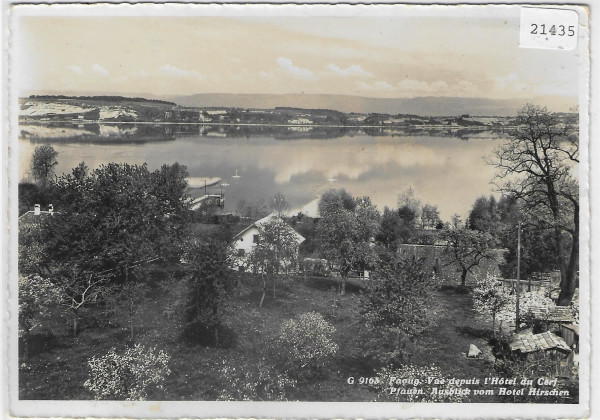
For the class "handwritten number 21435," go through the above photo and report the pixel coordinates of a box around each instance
[530,24,575,36]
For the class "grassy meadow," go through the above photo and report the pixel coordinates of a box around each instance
[20,268,506,402]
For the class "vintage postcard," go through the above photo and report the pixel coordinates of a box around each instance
[3,2,592,419]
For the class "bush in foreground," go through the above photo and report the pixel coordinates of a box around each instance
[274,312,338,379]
[218,357,297,401]
[18,274,61,339]
[472,275,512,336]
[84,344,171,400]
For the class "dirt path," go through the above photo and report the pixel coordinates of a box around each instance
[417,287,498,402]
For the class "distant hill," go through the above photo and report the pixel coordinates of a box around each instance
[168,93,577,117]
[29,95,176,106]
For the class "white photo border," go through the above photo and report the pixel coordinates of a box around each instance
[3,2,594,419]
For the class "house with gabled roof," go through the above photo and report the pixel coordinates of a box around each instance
[232,213,305,271]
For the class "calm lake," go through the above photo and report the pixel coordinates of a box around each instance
[18,123,507,220]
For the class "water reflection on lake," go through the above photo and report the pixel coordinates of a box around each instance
[18,123,507,220]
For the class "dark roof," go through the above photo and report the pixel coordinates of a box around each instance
[18,211,54,224]
[510,331,571,354]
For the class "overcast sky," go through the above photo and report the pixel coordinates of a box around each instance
[13,5,580,100]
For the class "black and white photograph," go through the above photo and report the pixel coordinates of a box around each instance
[3,2,593,418]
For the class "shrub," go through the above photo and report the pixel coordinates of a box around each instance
[274,312,338,378]
[217,357,296,401]
[496,290,556,330]
[358,327,417,368]
[374,364,467,403]
[84,344,171,400]
[472,275,512,336]
[18,274,60,338]
[360,251,436,337]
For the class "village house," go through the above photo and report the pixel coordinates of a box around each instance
[232,213,305,272]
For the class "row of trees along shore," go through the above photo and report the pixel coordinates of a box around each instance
[18,104,579,344]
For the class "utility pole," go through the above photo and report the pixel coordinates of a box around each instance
[515,221,521,332]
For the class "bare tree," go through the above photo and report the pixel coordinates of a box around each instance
[491,104,578,305]
[441,227,496,287]
[271,192,290,217]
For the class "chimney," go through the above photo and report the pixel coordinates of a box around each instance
[48,204,54,214]
[34,204,40,216]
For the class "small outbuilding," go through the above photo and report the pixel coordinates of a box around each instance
[559,324,579,353]
[509,330,573,377]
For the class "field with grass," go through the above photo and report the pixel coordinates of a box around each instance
[20,267,520,402]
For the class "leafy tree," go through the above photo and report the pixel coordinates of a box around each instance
[491,104,578,305]
[318,188,355,215]
[421,203,441,229]
[468,195,500,233]
[398,204,419,228]
[397,187,422,222]
[466,195,559,281]
[448,213,464,229]
[84,344,171,400]
[354,196,381,243]
[30,144,58,187]
[317,190,379,295]
[184,236,234,346]
[25,162,190,336]
[289,213,318,255]
[248,216,301,307]
[377,207,403,247]
[472,275,512,336]
[18,182,49,216]
[376,205,422,247]
[441,227,496,287]
[499,215,562,280]
[360,249,436,338]
[18,217,48,277]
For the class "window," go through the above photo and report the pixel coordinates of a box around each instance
[237,249,245,257]
[253,234,260,244]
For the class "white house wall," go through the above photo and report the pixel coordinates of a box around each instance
[235,226,260,254]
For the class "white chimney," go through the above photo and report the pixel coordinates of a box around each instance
[34,204,40,216]
[48,204,54,214]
